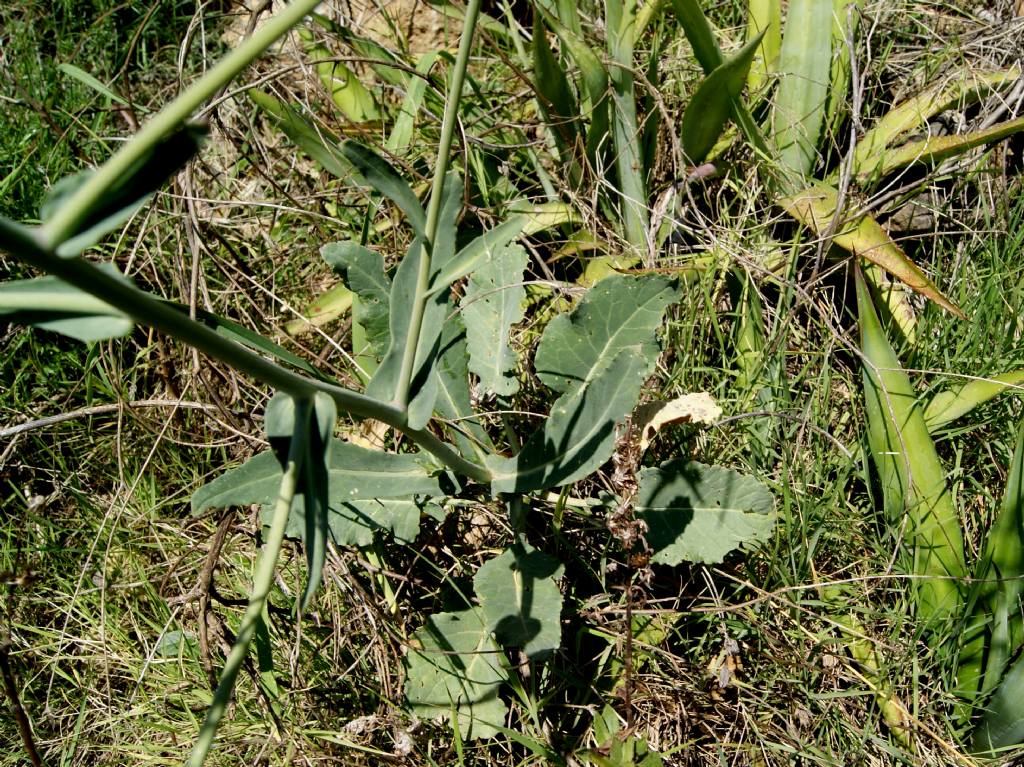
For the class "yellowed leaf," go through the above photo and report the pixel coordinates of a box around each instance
[635,392,722,453]
[780,183,964,318]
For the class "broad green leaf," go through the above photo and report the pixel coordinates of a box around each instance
[857,271,966,625]
[435,313,494,462]
[41,124,205,256]
[858,116,1024,182]
[488,348,649,493]
[250,90,351,179]
[534,273,681,393]
[972,649,1024,754]
[957,418,1024,705]
[474,540,564,659]
[386,52,439,153]
[780,183,963,317]
[58,63,130,107]
[771,0,833,177]
[746,0,780,92]
[462,243,528,397]
[428,215,527,295]
[267,496,434,548]
[682,30,764,164]
[322,240,391,356]
[190,439,445,515]
[925,369,1024,431]
[299,29,380,122]
[341,141,426,237]
[637,460,776,565]
[852,67,1020,181]
[283,283,353,338]
[0,270,132,342]
[405,608,508,740]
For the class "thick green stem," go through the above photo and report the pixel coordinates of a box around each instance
[1,223,490,482]
[40,0,323,249]
[187,402,308,767]
[394,0,483,408]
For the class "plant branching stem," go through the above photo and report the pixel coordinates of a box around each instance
[394,0,482,409]
[186,402,307,767]
[0,222,490,482]
[40,0,323,249]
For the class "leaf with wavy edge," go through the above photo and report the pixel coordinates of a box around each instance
[405,608,508,740]
[474,540,564,659]
[638,460,775,565]
[534,273,681,394]
[488,348,649,493]
[462,243,528,397]
[322,241,390,356]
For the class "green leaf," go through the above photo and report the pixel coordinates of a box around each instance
[488,348,650,493]
[309,12,410,87]
[858,116,1024,182]
[322,241,391,356]
[474,540,564,659]
[299,392,336,610]
[328,498,436,546]
[250,89,352,179]
[405,608,508,740]
[341,141,426,237]
[462,243,528,397]
[682,30,764,164]
[857,270,966,625]
[42,124,205,256]
[957,418,1024,704]
[637,460,776,565]
[534,273,681,393]
[191,439,445,515]
[283,283,353,337]
[192,307,323,379]
[972,649,1024,754]
[0,269,132,342]
[669,0,724,73]
[428,215,527,296]
[298,29,380,122]
[746,0,780,92]
[532,15,580,154]
[925,369,1024,431]
[771,0,833,177]
[386,52,440,153]
[58,63,130,107]
[435,312,494,461]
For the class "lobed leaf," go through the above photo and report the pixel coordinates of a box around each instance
[474,540,564,659]
[322,240,391,356]
[435,313,495,462]
[488,348,650,494]
[780,183,963,316]
[405,608,508,740]
[637,460,776,565]
[534,273,681,393]
[462,243,528,397]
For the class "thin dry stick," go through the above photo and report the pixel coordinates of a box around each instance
[0,399,222,439]
[0,634,45,767]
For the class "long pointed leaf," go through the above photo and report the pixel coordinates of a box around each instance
[341,141,426,237]
[926,370,1024,431]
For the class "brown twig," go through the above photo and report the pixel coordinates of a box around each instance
[0,634,45,767]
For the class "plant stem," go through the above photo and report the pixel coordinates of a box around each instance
[394,0,483,409]
[187,401,308,767]
[40,0,323,249]
[1,222,490,482]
